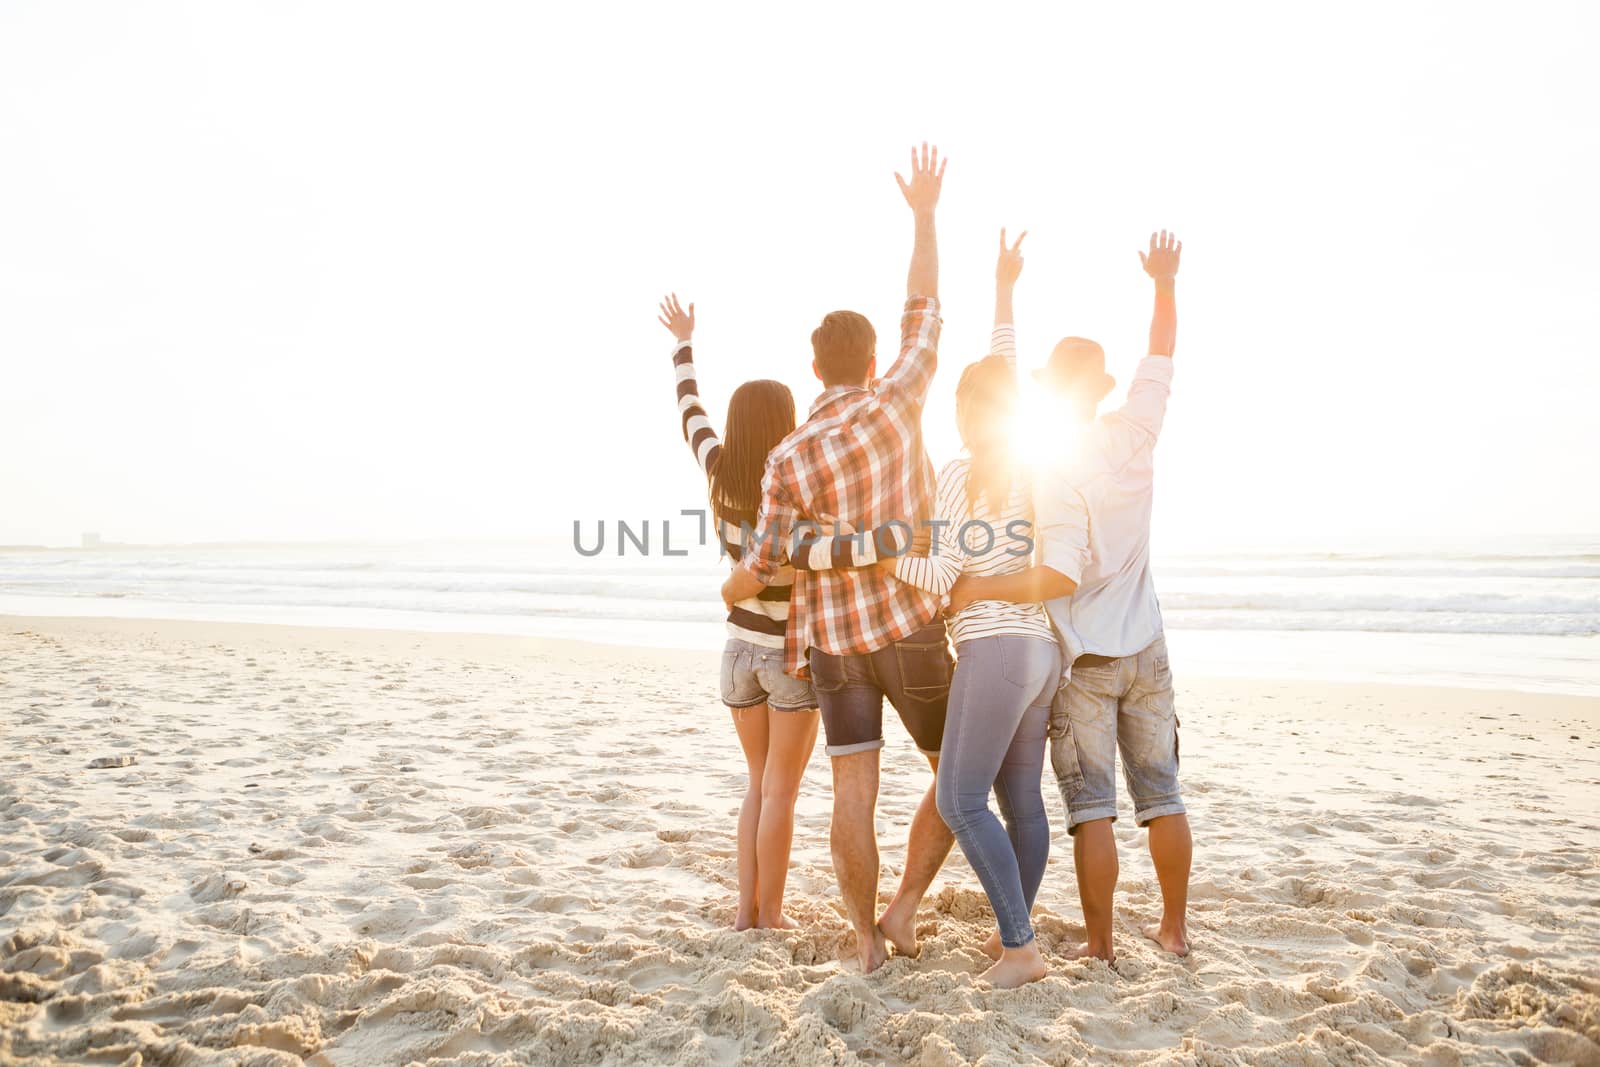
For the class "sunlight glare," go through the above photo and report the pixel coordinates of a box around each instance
[1009,377,1079,473]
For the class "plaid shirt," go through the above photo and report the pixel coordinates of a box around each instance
[742,296,944,676]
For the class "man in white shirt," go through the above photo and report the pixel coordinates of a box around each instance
[948,230,1191,961]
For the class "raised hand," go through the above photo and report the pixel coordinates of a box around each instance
[1143,231,1181,357]
[894,142,947,216]
[1139,230,1182,284]
[996,228,1027,287]
[657,293,695,341]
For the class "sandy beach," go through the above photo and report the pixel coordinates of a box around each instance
[2,615,1597,1066]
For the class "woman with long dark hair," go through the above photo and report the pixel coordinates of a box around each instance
[659,293,882,930]
[878,233,1078,986]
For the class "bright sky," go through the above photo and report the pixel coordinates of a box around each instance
[2,1,1596,549]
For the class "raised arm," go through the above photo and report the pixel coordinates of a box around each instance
[991,227,1025,368]
[994,227,1025,333]
[878,144,947,406]
[1140,229,1181,359]
[658,294,718,475]
[1089,231,1183,472]
[897,142,944,301]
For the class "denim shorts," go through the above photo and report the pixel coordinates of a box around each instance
[808,622,954,757]
[721,638,817,712]
[1049,634,1185,832]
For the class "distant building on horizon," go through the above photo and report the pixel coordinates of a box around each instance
[82,532,102,549]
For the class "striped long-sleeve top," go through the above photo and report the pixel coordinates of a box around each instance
[673,337,894,649]
[890,323,1057,647]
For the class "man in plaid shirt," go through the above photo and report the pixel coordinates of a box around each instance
[722,143,955,973]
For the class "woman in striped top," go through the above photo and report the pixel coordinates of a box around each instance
[660,293,884,932]
[880,233,1077,987]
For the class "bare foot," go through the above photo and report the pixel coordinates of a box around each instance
[877,899,920,959]
[1141,921,1189,956]
[756,912,800,931]
[979,929,1002,961]
[734,912,756,932]
[1068,940,1115,963]
[856,925,890,974]
[982,943,1048,989]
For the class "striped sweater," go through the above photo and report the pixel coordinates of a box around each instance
[673,337,893,648]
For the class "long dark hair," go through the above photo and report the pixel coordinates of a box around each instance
[955,355,1018,516]
[709,379,796,519]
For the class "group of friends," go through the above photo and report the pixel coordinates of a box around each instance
[657,144,1191,989]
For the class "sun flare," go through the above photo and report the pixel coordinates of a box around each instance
[1008,379,1079,471]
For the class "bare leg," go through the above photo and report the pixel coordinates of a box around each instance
[1141,813,1192,955]
[730,704,770,930]
[1069,818,1118,961]
[754,708,820,929]
[830,750,888,972]
[877,752,956,958]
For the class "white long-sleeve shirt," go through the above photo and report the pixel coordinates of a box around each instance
[1039,354,1175,660]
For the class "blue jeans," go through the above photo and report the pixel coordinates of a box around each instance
[935,634,1061,949]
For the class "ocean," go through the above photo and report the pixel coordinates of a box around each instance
[2,537,1596,697]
